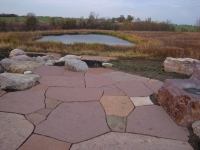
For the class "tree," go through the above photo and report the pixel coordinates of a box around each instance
[118,15,125,22]
[126,15,134,22]
[196,17,200,31]
[25,13,38,31]
[87,12,99,29]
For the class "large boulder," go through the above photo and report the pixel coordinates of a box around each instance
[157,78,200,127]
[164,57,200,76]
[65,59,88,72]
[11,55,32,61]
[7,61,41,74]
[192,121,200,138]
[0,58,18,70]
[0,64,4,73]
[36,55,55,63]
[59,55,81,62]
[0,73,40,90]
[9,49,26,58]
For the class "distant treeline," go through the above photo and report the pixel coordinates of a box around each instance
[0,13,18,17]
[0,12,175,32]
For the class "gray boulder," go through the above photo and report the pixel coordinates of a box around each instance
[9,49,26,58]
[192,121,200,138]
[0,58,18,70]
[11,55,32,61]
[0,73,40,90]
[7,61,41,74]
[59,55,81,62]
[0,64,4,73]
[65,59,88,72]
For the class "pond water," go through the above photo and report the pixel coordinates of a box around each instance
[37,34,134,46]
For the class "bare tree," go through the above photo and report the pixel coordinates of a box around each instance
[25,13,38,31]
[196,17,200,31]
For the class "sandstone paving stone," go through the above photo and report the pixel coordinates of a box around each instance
[25,113,46,126]
[39,76,85,87]
[0,91,6,97]
[86,68,114,74]
[35,101,110,143]
[106,115,126,132]
[0,112,34,150]
[85,73,118,88]
[33,65,65,76]
[130,96,154,106]
[100,85,119,91]
[70,132,193,150]
[103,90,126,96]
[116,82,153,97]
[100,96,134,117]
[19,134,71,150]
[46,87,103,102]
[126,105,190,141]
[144,80,164,94]
[37,108,52,116]
[62,70,85,77]
[29,84,49,91]
[45,98,61,109]
[0,90,45,114]
[102,71,149,82]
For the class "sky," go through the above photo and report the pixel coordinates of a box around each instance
[0,0,200,25]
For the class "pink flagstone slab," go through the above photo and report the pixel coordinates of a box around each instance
[45,98,61,109]
[144,80,164,94]
[0,91,45,114]
[29,84,49,91]
[33,65,65,76]
[103,90,126,96]
[85,73,118,88]
[115,82,153,97]
[101,71,150,82]
[37,108,52,116]
[46,87,103,102]
[62,70,85,77]
[126,105,190,141]
[38,76,85,87]
[86,68,114,74]
[0,112,34,150]
[25,113,46,126]
[130,97,154,107]
[35,102,110,143]
[19,134,71,150]
[0,91,6,97]
[70,132,193,150]
[100,85,119,91]
[100,96,134,117]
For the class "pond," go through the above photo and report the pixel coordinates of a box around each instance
[37,34,134,46]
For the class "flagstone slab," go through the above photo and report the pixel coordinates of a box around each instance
[126,105,190,141]
[130,96,154,106]
[45,98,62,109]
[103,90,126,96]
[102,71,149,82]
[86,68,114,74]
[62,70,85,77]
[85,73,118,88]
[35,102,110,143]
[106,115,126,132]
[18,134,71,150]
[116,82,153,97]
[39,76,85,87]
[46,87,103,102]
[37,108,52,116]
[0,91,6,97]
[0,91,45,114]
[144,80,164,94]
[25,113,46,126]
[70,132,193,150]
[100,96,134,117]
[0,112,34,150]
[100,85,119,91]
[33,65,65,76]
[29,84,49,91]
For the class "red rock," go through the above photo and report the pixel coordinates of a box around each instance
[29,84,49,91]
[62,70,85,77]
[103,90,126,96]
[157,78,200,127]
[35,102,110,143]
[86,68,114,74]
[19,134,71,150]
[0,91,45,114]
[46,87,103,102]
[126,105,189,141]
[116,82,153,97]
[25,113,46,126]
[37,108,52,116]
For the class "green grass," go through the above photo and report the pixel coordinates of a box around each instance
[174,24,197,32]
